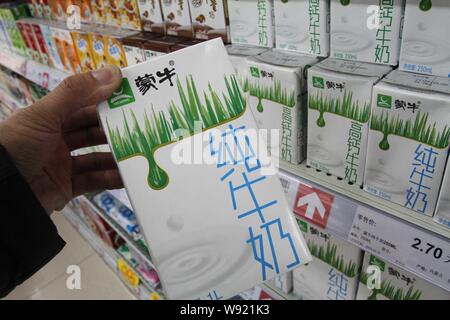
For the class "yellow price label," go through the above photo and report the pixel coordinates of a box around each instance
[149,292,161,300]
[117,258,140,288]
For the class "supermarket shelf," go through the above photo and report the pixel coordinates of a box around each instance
[0,49,68,91]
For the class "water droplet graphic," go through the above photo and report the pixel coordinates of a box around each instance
[340,0,350,6]
[419,0,432,11]
[167,215,184,232]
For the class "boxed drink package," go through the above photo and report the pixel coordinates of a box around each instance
[105,0,122,26]
[90,0,107,24]
[122,36,146,66]
[73,0,94,23]
[39,21,66,71]
[169,38,204,51]
[364,70,450,216]
[161,0,194,38]
[104,29,138,68]
[274,0,329,57]
[434,160,450,228]
[136,0,165,33]
[57,24,82,73]
[293,219,363,300]
[267,271,293,294]
[30,22,52,66]
[49,0,66,21]
[399,0,450,77]
[72,29,97,72]
[39,0,52,19]
[50,24,74,73]
[189,0,229,42]
[98,39,311,299]
[228,0,274,48]
[0,6,28,56]
[26,0,39,17]
[245,50,319,164]
[88,31,109,69]
[16,20,39,60]
[121,0,142,30]
[225,44,268,82]
[142,35,183,59]
[357,253,449,300]
[330,0,404,66]
[307,58,392,185]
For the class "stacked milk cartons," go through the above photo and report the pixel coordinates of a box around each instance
[293,219,363,300]
[356,253,450,300]
[435,160,450,228]
[364,70,450,217]
[226,44,269,82]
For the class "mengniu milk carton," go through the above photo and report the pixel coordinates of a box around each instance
[434,159,450,228]
[98,39,311,299]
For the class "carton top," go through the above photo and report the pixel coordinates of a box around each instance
[251,50,319,69]
[226,44,269,57]
[381,70,450,96]
[316,58,392,78]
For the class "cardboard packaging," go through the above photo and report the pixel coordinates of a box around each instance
[105,0,122,27]
[98,39,311,299]
[121,0,142,30]
[90,0,107,24]
[49,0,66,21]
[330,0,404,66]
[357,253,449,300]
[293,219,363,300]
[364,70,450,216]
[228,0,274,48]
[274,0,329,57]
[73,0,94,23]
[307,58,391,185]
[142,35,183,59]
[161,0,194,38]
[267,271,293,294]
[72,29,97,72]
[245,49,319,164]
[39,21,66,71]
[434,159,450,228]
[54,24,81,73]
[16,20,40,61]
[137,0,165,33]
[225,44,268,83]
[189,0,229,42]
[399,0,450,77]
[122,36,146,66]
[0,6,28,56]
[104,31,130,68]
[88,30,109,69]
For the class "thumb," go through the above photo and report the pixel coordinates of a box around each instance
[30,65,122,127]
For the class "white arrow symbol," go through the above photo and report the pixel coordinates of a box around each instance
[297,192,326,220]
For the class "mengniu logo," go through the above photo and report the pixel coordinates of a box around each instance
[369,254,385,272]
[250,66,260,78]
[312,76,324,89]
[108,78,135,109]
[377,93,392,109]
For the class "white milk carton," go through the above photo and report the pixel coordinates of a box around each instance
[293,219,363,300]
[364,70,450,216]
[274,0,329,57]
[267,271,293,294]
[307,58,391,185]
[161,0,194,38]
[98,39,311,299]
[399,0,450,77]
[434,160,450,228]
[189,0,229,42]
[136,0,165,34]
[226,44,268,82]
[357,253,450,300]
[330,0,404,66]
[228,0,275,48]
[245,49,318,164]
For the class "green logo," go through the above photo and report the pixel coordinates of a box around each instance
[250,66,260,78]
[369,255,385,272]
[298,220,308,233]
[377,94,392,109]
[107,78,135,109]
[312,76,324,89]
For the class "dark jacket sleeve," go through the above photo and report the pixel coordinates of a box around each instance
[0,144,66,298]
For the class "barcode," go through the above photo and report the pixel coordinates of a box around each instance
[280,177,290,193]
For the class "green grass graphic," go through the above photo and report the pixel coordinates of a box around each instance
[107,74,246,189]
[308,91,371,127]
[242,78,295,112]
[307,240,359,277]
[359,272,422,300]
[370,110,450,151]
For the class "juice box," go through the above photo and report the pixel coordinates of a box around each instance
[72,29,97,72]
[169,38,204,51]
[136,0,165,34]
[31,21,52,66]
[274,0,329,57]
[26,0,38,17]
[73,0,94,23]
[50,24,73,73]
[49,0,65,21]
[188,0,229,42]
[0,7,28,56]
[52,24,81,73]
[16,20,39,60]
[122,35,146,66]
[364,70,450,216]
[39,21,65,71]
[90,0,107,24]
[121,0,142,30]
[39,0,52,19]
[97,38,311,299]
[161,0,194,38]
[142,35,183,59]
[105,0,122,26]
[307,58,392,186]
[245,50,319,164]
[434,160,450,228]
[357,253,449,300]
[228,0,274,48]
[399,0,450,77]
[104,29,137,68]
[330,0,404,66]
[293,219,363,300]
[88,31,109,69]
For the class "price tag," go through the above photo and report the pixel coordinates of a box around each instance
[149,292,161,300]
[348,206,450,291]
[117,258,140,288]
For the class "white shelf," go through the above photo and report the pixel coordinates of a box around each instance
[0,50,68,91]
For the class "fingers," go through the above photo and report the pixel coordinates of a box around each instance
[64,126,107,151]
[62,105,100,132]
[72,169,123,197]
[72,152,117,175]
[30,65,122,127]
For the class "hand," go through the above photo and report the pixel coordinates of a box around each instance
[0,65,124,213]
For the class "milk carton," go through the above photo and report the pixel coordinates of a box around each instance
[274,0,329,57]
[357,253,450,300]
[434,160,450,228]
[307,58,391,185]
[136,0,165,33]
[188,0,229,42]
[330,0,404,65]
[245,49,319,164]
[364,70,450,216]
[228,0,275,48]
[161,0,194,38]
[267,271,293,294]
[98,39,311,299]
[226,44,268,82]
[400,0,450,77]
[293,219,363,300]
